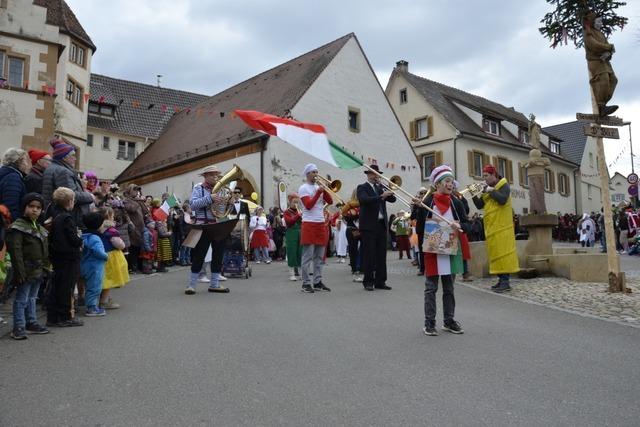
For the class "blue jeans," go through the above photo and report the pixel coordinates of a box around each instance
[498,274,510,284]
[13,278,42,328]
[253,247,270,262]
[179,246,191,263]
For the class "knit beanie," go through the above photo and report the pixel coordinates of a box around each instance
[28,149,49,164]
[49,136,75,160]
[83,212,104,232]
[21,192,45,213]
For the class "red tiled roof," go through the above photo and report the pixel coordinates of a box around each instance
[33,0,96,51]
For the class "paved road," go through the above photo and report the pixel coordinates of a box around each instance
[1,257,639,426]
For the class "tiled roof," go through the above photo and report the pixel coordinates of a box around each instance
[88,74,209,140]
[33,0,96,51]
[396,69,577,166]
[543,121,587,165]
[115,33,354,183]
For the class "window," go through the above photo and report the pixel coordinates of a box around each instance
[65,78,83,108]
[416,117,429,139]
[69,42,85,67]
[558,173,570,196]
[518,163,529,187]
[589,152,594,167]
[399,88,407,104]
[422,151,443,180]
[550,141,560,154]
[467,150,489,178]
[8,57,24,87]
[102,136,110,150]
[519,129,530,144]
[87,134,93,147]
[497,158,507,178]
[544,169,555,193]
[117,140,136,161]
[0,51,5,79]
[88,102,115,117]
[348,107,360,133]
[483,118,500,136]
[410,116,433,140]
[588,183,593,200]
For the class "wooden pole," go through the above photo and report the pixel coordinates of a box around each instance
[587,76,626,293]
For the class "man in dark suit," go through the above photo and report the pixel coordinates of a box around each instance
[357,165,396,291]
[229,188,251,218]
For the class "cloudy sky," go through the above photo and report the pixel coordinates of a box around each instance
[67,0,639,175]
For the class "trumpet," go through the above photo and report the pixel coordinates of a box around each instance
[378,175,415,207]
[457,181,487,198]
[210,164,245,218]
[315,175,346,205]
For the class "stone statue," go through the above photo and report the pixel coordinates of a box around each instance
[583,10,618,117]
[528,114,541,149]
[525,149,550,215]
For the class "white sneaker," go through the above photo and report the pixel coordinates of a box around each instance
[289,275,297,281]
[256,261,261,264]
[198,276,209,283]
[185,286,196,295]
[353,275,363,283]
[218,275,228,281]
[265,260,271,264]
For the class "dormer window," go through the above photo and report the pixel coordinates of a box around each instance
[519,129,530,144]
[88,101,115,117]
[550,141,560,154]
[483,118,500,136]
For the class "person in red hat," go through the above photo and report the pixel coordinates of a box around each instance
[25,149,52,194]
[472,164,520,293]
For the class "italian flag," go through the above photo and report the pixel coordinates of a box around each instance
[155,194,179,221]
[234,110,362,169]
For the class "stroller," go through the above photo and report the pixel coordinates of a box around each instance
[222,217,252,279]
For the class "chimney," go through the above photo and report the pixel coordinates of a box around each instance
[395,60,409,73]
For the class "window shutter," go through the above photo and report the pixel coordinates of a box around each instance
[409,121,416,141]
[518,162,523,185]
[435,150,443,166]
[427,116,434,137]
[507,160,513,183]
[566,174,570,195]
[467,151,474,177]
[483,154,491,168]
[550,171,556,192]
[492,156,498,168]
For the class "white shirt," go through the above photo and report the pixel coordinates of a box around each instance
[250,215,268,231]
[298,182,325,223]
[368,181,384,220]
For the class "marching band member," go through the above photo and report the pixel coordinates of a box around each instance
[410,187,429,275]
[391,210,412,260]
[421,165,468,336]
[472,164,519,293]
[184,165,230,295]
[283,193,302,281]
[298,164,332,293]
[357,164,396,291]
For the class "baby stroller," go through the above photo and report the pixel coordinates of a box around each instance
[222,217,252,279]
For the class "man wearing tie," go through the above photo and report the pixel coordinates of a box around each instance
[357,165,396,291]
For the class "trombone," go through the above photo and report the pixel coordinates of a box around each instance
[364,166,453,225]
[315,175,346,205]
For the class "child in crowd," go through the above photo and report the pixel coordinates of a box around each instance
[391,212,412,260]
[99,207,129,309]
[250,206,271,264]
[47,187,84,327]
[80,212,108,317]
[112,201,132,262]
[153,211,172,273]
[6,193,50,339]
[140,220,157,274]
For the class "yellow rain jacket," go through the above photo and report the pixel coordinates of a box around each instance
[480,178,520,275]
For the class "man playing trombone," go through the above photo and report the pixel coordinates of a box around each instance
[357,164,396,291]
[298,164,332,293]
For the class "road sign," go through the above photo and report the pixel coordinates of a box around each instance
[583,125,620,139]
[628,173,639,185]
[576,113,624,126]
[628,185,638,197]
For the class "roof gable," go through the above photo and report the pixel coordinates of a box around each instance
[543,121,588,165]
[33,0,96,51]
[116,33,354,182]
[88,74,209,140]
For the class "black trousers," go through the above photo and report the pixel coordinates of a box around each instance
[128,245,141,271]
[417,232,425,274]
[47,259,80,322]
[360,220,388,287]
[424,274,455,328]
[190,234,226,274]
[346,227,360,273]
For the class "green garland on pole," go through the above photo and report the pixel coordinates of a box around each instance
[539,0,628,48]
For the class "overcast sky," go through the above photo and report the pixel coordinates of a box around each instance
[67,0,639,175]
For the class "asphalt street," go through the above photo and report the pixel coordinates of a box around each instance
[1,256,639,427]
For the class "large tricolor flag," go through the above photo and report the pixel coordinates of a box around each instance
[153,194,179,221]
[234,110,363,169]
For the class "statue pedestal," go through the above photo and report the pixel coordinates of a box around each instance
[520,214,558,269]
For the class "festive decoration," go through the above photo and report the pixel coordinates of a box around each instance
[539,0,628,48]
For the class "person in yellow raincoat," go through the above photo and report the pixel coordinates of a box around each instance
[472,165,519,293]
